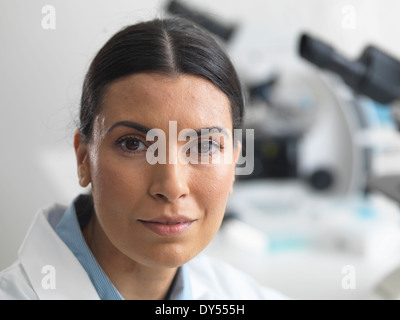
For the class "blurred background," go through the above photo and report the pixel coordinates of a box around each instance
[2,0,400,299]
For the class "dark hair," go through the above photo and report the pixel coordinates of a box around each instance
[79,17,244,143]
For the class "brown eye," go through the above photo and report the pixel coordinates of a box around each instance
[118,137,147,152]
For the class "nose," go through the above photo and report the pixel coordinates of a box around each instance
[148,163,190,202]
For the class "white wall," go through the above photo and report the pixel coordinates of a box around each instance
[1,0,399,270]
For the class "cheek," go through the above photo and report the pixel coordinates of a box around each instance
[192,165,235,237]
[197,164,234,203]
[197,173,230,208]
[89,150,149,215]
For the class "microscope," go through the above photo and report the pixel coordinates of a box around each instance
[299,33,400,300]
[298,33,400,202]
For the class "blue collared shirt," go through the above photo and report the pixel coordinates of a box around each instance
[55,196,192,300]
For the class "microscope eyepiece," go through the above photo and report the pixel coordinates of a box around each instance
[299,34,366,90]
[299,33,400,104]
[299,34,335,69]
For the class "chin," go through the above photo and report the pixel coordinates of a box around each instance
[136,242,201,269]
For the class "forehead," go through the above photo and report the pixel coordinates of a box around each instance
[97,73,233,132]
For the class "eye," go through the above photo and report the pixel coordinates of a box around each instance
[117,136,147,153]
[197,140,218,154]
[188,139,221,157]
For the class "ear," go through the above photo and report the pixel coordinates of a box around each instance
[74,129,91,188]
[229,140,242,195]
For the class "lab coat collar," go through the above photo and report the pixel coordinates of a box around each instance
[17,204,100,300]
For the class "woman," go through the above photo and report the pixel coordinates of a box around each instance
[0,17,284,300]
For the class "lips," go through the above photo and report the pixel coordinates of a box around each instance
[138,216,197,237]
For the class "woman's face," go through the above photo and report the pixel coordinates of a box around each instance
[75,73,240,268]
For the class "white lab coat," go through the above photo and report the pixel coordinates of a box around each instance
[0,203,285,300]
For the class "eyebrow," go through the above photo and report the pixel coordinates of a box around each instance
[185,126,230,138]
[107,121,151,135]
[107,121,229,138]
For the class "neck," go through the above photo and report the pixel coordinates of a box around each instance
[83,215,178,300]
